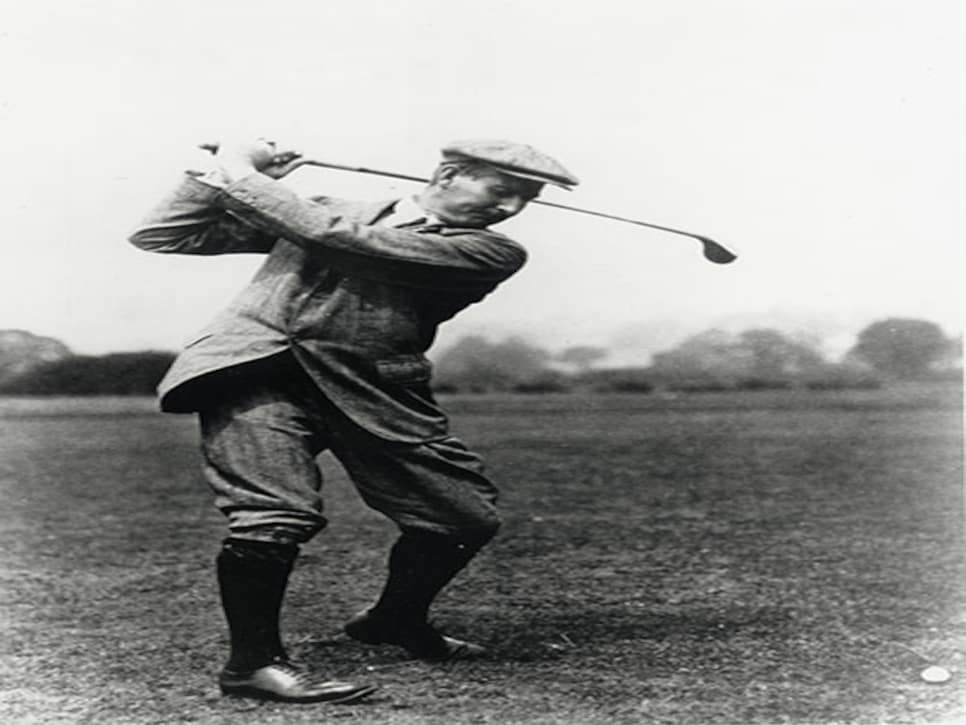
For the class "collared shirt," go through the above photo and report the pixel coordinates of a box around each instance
[376,196,444,228]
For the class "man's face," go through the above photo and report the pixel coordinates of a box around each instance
[429,167,543,228]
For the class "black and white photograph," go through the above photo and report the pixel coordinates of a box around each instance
[0,1,962,723]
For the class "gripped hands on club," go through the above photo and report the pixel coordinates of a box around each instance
[210,139,310,181]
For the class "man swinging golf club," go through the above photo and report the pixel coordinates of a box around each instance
[129,136,578,703]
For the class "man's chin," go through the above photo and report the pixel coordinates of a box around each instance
[468,213,509,228]
[439,215,498,229]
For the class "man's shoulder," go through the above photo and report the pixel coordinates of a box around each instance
[437,226,528,272]
[436,225,525,253]
[308,195,395,221]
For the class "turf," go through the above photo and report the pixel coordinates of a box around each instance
[0,385,962,724]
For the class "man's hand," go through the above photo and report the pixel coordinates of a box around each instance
[212,139,308,181]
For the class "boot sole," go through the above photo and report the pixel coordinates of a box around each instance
[345,623,486,662]
[220,683,379,704]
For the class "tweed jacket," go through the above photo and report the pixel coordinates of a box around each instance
[128,173,527,443]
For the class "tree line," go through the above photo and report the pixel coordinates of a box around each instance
[0,318,959,396]
[433,318,961,394]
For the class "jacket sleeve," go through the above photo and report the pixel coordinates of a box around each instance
[127,174,277,255]
[216,173,528,290]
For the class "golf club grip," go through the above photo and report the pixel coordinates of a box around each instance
[198,143,429,183]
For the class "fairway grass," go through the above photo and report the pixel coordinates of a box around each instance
[0,385,962,724]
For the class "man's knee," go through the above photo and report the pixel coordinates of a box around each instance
[465,516,501,547]
[225,513,328,547]
[432,503,501,546]
[410,515,501,549]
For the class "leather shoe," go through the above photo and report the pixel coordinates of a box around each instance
[219,657,378,703]
[344,609,486,662]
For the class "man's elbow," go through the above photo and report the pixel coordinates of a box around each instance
[128,230,165,252]
[127,227,153,249]
[127,226,189,253]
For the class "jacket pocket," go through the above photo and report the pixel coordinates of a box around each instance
[374,354,432,385]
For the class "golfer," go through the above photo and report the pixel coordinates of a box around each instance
[129,137,578,703]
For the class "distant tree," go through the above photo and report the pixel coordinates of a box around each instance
[650,328,826,388]
[934,334,963,377]
[434,336,553,392]
[650,329,752,385]
[738,329,824,381]
[848,318,951,378]
[557,345,609,372]
[0,330,72,383]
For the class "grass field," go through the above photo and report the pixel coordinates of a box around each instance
[0,384,962,724]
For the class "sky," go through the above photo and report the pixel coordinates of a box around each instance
[0,0,961,364]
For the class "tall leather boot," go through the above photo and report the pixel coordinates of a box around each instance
[344,528,495,661]
[217,538,296,672]
[216,538,377,703]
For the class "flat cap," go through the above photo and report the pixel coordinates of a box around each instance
[441,139,579,190]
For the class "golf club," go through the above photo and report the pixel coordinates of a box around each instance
[198,143,738,264]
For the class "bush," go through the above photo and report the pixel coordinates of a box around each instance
[0,351,176,396]
[666,381,733,393]
[736,377,793,391]
[805,378,882,391]
[513,371,572,394]
[577,367,655,394]
[803,363,882,391]
[431,381,460,394]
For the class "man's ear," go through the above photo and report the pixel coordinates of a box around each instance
[434,165,459,188]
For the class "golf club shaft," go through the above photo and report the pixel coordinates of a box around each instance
[531,199,725,247]
[198,144,737,263]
